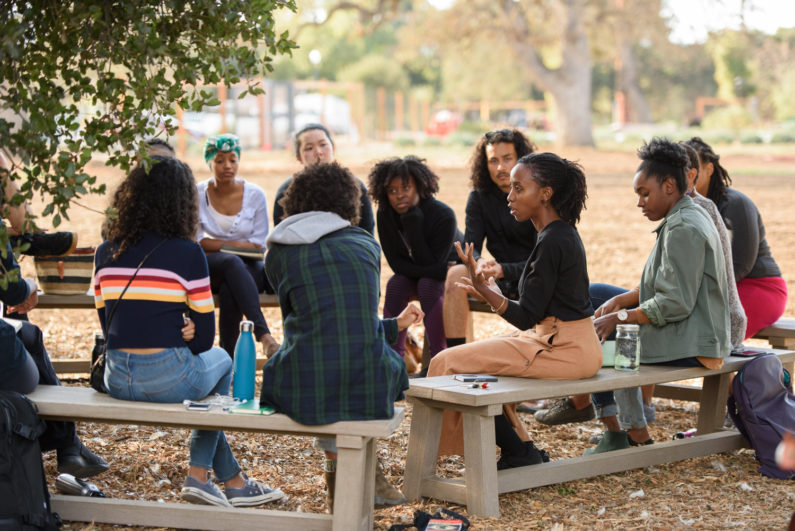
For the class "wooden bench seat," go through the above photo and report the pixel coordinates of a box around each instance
[27,385,402,531]
[37,292,280,310]
[402,349,795,518]
[469,299,793,402]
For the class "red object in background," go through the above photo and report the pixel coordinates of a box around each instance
[425,110,462,137]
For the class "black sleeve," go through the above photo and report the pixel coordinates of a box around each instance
[379,204,457,281]
[499,260,527,282]
[271,178,291,227]
[0,241,30,307]
[358,181,375,235]
[185,245,216,354]
[463,191,485,262]
[722,193,760,281]
[500,240,560,330]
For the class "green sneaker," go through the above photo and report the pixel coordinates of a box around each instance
[583,430,630,455]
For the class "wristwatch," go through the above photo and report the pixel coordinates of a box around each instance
[616,310,629,322]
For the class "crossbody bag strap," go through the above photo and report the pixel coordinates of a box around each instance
[104,238,168,335]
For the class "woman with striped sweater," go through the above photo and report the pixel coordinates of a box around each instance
[93,157,282,508]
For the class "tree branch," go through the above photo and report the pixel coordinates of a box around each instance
[294,0,399,38]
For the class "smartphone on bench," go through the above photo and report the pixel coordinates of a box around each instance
[453,374,498,382]
[731,347,772,357]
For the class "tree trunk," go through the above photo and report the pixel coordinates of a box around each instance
[548,71,595,146]
[501,0,595,146]
[617,40,653,123]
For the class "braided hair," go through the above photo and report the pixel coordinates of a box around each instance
[685,137,732,203]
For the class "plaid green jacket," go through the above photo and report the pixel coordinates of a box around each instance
[260,226,409,425]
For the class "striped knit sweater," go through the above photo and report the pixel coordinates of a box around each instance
[93,233,216,353]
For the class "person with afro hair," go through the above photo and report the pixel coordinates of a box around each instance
[584,137,730,455]
[368,156,463,373]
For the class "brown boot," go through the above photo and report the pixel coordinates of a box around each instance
[374,460,407,507]
[324,469,336,512]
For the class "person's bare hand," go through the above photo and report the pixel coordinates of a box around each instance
[454,242,486,287]
[396,303,424,331]
[594,296,622,318]
[455,275,504,304]
[593,313,619,343]
[476,260,504,281]
[7,278,38,314]
[181,317,195,342]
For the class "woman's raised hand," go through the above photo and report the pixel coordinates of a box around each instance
[396,303,424,331]
[454,242,486,287]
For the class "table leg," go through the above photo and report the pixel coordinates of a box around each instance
[461,411,499,518]
[697,372,732,434]
[334,435,368,531]
[403,398,444,501]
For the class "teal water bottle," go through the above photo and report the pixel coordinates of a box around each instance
[232,320,256,401]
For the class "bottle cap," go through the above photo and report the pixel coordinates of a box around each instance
[616,324,640,333]
[239,320,254,332]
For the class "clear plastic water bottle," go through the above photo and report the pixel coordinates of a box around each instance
[232,320,256,401]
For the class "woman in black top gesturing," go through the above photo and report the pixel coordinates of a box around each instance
[428,152,602,469]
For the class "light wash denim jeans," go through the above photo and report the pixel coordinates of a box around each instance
[105,346,241,481]
[588,283,647,429]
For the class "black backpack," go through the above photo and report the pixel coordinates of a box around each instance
[0,391,61,530]
[727,354,795,480]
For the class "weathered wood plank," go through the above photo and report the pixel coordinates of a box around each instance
[51,496,332,530]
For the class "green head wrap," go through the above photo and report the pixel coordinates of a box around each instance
[203,134,241,166]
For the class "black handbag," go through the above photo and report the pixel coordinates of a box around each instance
[90,239,167,393]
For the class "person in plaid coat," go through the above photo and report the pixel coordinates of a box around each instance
[260,161,422,508]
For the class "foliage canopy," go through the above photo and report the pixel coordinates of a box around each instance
[0,0,296,249]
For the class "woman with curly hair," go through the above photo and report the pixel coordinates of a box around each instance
[585,138,730,454]
[260,161,422,509]
[197,134,279,358]
[427,152,601,469]
[685,137,785,338]
[94,157,283,507]
[368,156,462,369]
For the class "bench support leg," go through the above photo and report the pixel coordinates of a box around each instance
[403,399,443,501]
[697,372,732,434]
[461,411,499,518]
[334,435,373,531]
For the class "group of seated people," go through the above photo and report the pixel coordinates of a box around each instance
[0,125,786,510]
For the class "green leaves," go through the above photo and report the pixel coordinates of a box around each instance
[0,0,296,251]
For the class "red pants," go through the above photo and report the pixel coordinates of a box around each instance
[737,276,787,339]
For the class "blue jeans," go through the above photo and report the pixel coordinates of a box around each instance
[105,346,241,481]
[589,283,703,429]
[588,283,646,428]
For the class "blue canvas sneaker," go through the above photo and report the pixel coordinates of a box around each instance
[180,475,230,507]
[225,474,284,507]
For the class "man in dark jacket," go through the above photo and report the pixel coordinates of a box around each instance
[443,129,537,348]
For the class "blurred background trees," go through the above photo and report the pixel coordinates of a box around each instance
[269,0,795,145]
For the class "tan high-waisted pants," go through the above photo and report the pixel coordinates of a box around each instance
[426,315,602,456]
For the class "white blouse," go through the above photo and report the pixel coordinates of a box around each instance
[196,178,270,247]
